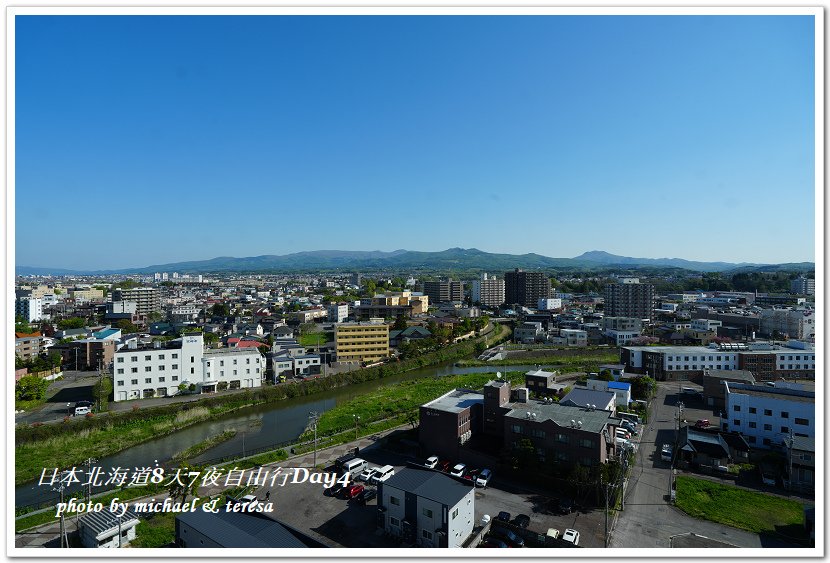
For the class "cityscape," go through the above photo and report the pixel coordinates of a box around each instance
[11,8,819,556]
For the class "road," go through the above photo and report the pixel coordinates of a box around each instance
[610,381,797,548]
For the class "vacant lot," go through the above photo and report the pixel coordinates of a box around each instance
[675,476,806,536]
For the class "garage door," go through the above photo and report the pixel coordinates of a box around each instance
[118,391,127,401]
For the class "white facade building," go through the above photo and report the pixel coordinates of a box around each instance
[536,298,562,311]
[327,303,349,323]
[760,308,816,340]
[379,469,475,548]
[604,329,640,346]
[691,319,722,333]
[15,296,43,322]
[112,333,263,401]
[471,273,505,308]
[725,381,814,448]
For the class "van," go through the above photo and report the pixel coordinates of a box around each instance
[680,387,698,395]
[342,458,367,476]
[615,428,631,440]
[369,465,395,484]
[74,406,91,416]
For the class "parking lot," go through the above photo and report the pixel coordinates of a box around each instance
[248,441,607,548]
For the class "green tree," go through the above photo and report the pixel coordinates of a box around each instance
[93,375,113,411]
[629,376,656,400]
[15,375,50,402]
[114,319,140,334]
[392,316,408,331]
[114,279,142,289]
[57,317,86,330]
[209,303,231,317]
[363,279,377,296]
[596,369,614,382]
[203,332,219,345]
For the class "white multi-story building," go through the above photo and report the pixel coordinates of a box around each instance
[327,303,349,323]
[15,296,42,322]
[604,329,640,346]
[790,277,815,296]
[760,308,815,340]
[536,298,562,311]
[170,304,200,322]
[112,333,264,401]
[725,381,814,448]
[378,469,475,548]
[471,273,505,308]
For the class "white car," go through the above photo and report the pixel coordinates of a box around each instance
[425,456,439,469]
[450,463,466,477]
[661,444,673,462]
[475,468,492,487]
[359,467,378,482]
[562,528,580,546]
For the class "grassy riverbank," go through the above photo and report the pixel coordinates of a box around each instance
[171,430,237,463]
[455,349,619,369]
[296,370,526,446]
[15,324,512,486]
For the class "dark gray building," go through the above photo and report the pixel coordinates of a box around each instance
[504,269,550,308]
[423,280,464,304]
[603,281,654,321]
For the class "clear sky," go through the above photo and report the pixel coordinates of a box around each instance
[15,14,816,270]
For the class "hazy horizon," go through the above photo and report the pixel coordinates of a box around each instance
[15,14,816,270]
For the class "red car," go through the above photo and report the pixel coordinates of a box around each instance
[346,484,365,499]
[438,460,452,472]
[695,419,710,429]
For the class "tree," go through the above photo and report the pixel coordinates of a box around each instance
[114,279,142,289]
[166,464,202,505]
[203,332,219,345]
[392,316,408,331]
[363,280,377,296]
[16,375,50,402]
[209,303,231,318]
[93,375,113,411]
[629,376,656,400]
[596,369,614,382]
[57,317,86,330]
[114,319,140,334]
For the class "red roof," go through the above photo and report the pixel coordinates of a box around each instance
[237,340,264,349]
[227,337,241,345]
[16,331,41,339]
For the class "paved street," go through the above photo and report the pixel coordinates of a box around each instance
[610,381,798,548]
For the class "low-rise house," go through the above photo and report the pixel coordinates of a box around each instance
[378,468,475,548]
[560,388,616,413]
[175,510,324,548]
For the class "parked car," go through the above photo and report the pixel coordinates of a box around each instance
[511,514,531,529]
[346,484,365,499]
[369,465,395,485]
[326,481,344,496]
[496,511,511,522]
[546,528,560,540]
[424,456,439,469]
[463,468,480,481]
[490,528,525,548]
[438,460,452,472]
[481,537,509,548]
[450,463,467,477]
[661,443,673,462]
[621,420,638,434]
[359,466,378,482]
[557,498,574,515]
[475,468,492,488]
[695,419,710,429]
[562,528,580,546]
[354,487,377,505]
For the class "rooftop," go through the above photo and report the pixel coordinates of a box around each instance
[204,347,264,357]
[504,401,616,434]
[423,388,483,414]
[726,382,815,402]
[382,468,472,507]
[176,511,312,548]
[79,508,140,538]
[560,388,617,408]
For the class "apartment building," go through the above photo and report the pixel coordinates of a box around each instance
[504,269,550,308]
[334,321,390,364]
[15,332,43,361]
[111,287,161,316]
[112,333,264,401]
[352,291,429,320]
[725,382,814,448]
[378,469,475,548]
[603,280,655,321]
[15,296,42,322]
[423,280,464,304]
[759,308,815,340]
[790,277,815,295]
[471,273,505,308]
[326,303,349,323]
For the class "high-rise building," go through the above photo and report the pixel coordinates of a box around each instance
[111,286,161,316]
[504,269,550,308]
[15,296,43,322]
[423,280,464,304]
[472,273,506,307]
[790,277,815,296]
[603,281,655,321]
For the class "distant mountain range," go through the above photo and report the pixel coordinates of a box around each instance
[16,248,814,276]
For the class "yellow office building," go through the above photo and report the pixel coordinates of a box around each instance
[335,321,391,364]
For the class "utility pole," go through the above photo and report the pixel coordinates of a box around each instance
[53,472,70,549]
[602,473,609,548]
[309,412,319,467]
[85,458,97,502]
[353,414,360,440]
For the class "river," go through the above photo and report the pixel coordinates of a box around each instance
[16,363,541,509]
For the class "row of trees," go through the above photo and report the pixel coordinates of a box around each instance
[15,352,62,373]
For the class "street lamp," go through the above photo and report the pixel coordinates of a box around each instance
[309,412,319,467]
[353,414,360,439]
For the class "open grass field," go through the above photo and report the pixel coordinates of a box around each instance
[675,476,807,537]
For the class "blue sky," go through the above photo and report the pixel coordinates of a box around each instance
[15,15,816,270]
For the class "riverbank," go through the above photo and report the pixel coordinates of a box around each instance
[15,323,512,486]
[456,348,619,368]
